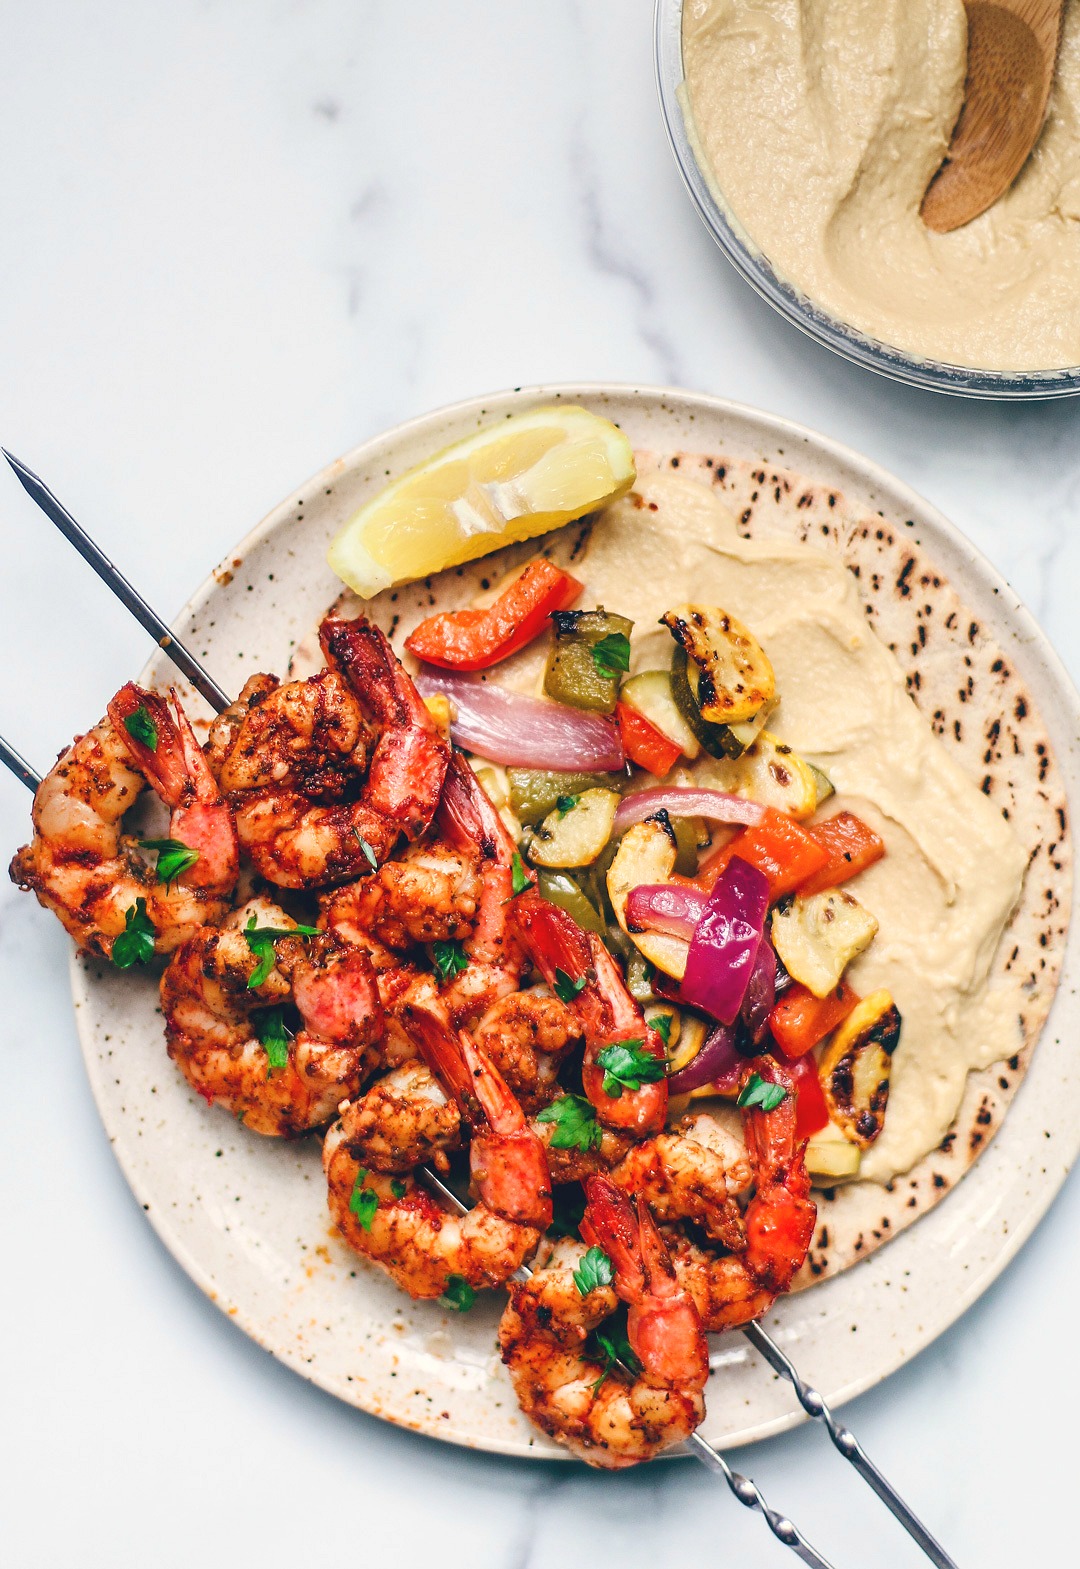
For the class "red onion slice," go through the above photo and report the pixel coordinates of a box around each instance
[668,1020,744,1094]
[679,855,771,1026]
[741,937,777,1046]
[625,882,707,942]
[613,786,765,837]
[416,670,625,771]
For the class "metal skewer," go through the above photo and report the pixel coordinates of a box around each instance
[2,453,957,1568]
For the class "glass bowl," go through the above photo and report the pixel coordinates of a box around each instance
[654,0,1080,400]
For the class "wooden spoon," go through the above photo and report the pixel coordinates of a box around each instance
[921,0,1064,233]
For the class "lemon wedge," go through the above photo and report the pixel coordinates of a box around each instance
[327,405,636,597]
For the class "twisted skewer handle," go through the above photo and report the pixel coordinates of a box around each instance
[684,1430,837,1569]
[742,1322,958,1569]
[422,1171,837,1567]
[1,449,231,716]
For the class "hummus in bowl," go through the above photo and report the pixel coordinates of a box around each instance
[657,0,1080,396]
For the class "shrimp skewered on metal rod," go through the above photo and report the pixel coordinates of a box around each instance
[0,452,959,1569]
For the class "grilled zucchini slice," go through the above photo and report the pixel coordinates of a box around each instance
[605,817,689,979]
[661,604,775,724]
[805,1119,863,1179]
[819,990,900,1149]
[693,730,819,820]
[771,889,879,998]
[529,787,620,868]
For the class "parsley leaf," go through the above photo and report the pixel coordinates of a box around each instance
[253,1006,291,1074]
[349,1168,379,1231]
[243,918,319,989]
[591,1327,641,1392]
[573,1245,614,1297]
[535,1094,602,1153]
[649,1011,673,1048]
[439,1274,476,1313]
[553,966,587,1005]
[737,1073,788,1113]
[555,794,579,818]
[139,836,199,886]
[595,1039,666,1099]
[352,828,378,872]
[390,1178,407,1199]
[591,632,631,681]
[432,939,469,982]
[510,851,531,897]
[111,898,156,969]
[123,705,158,751]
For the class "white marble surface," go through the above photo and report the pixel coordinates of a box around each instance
[1,3,1078,1565]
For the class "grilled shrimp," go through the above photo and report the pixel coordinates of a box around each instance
[404,992,553,1230]
[473,986,580,1114]
[10,682,238,959]
[335,1059,463,1173]
[434,752,530,1025]
[611,1112,753,1248]
[210,615,449,889]
[499,1175,708,1468]
[513,892,668,1136]
[324,1119,539,1299]
[668,1060,816,1329]
[160,897,382,1136]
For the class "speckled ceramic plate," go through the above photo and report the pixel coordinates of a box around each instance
[70,385,1080,1458]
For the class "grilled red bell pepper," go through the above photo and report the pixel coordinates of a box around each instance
[769,980,859,1058]
[616,701,682,777]
[799,810,885,895]
[784,1050,830,1140]
[696,808,829,900]
[404,558,583,671]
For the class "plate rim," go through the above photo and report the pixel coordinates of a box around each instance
[68,381,1080,1457]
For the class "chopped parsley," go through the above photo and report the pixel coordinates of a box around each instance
[535,1094,602,1153]
[510,851,531,897]
[439,1274,476,1313]
[253,1006,291,1074]
[591,1326,641,1392]
[737,1073,788,1113]
[348,1168,379,1231]
[123,705,158,751]
[649,1011,673,1048]
[139,836,199,886]
[390,1178,408,1199]
[553,966,587,1005]
[432,939,469,982]
[591,632,631,681]
[111,898,156,969]
[594,1039,666,1099]
[573,1246,614,1297]
[555,794,579,818]
[352,829,378,872]
[243,917,319,988]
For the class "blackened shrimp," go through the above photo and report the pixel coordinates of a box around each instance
[404,992,553,1230]
[610,1112,753,1248]
[211,614,449,889]
[514,892,668,1136]
[324,1120,539,1300]
[668,1060,816,1330]
[335,1060,463,1174]
[473,986,580,1114]
[499,1174,708,1468]
[160,898,382,1135]
[10,682,238,959]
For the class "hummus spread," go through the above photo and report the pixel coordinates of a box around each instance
[558,472,1027,1183]
[681,0,1080,372]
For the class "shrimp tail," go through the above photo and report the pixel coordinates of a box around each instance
[320,615,449,841]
